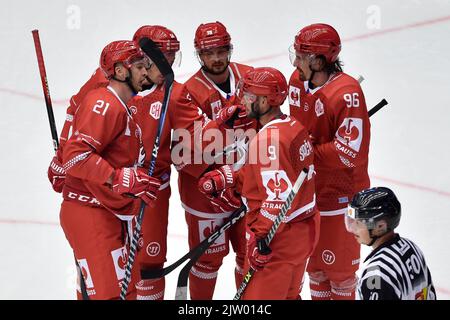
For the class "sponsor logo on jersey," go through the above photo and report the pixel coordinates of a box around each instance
[66,191,101,206]
[288,85,300,107]
[210,100,222,119]
[129,105,137,114]
[322,249,336,265]
[199,219,226,246]
[77,258,94,289]
[335,117,363,152]
[315,98,324,117]
[299,139,313,161]
[111,246,127,280]
[149,101,162,120]
[261,170,292,202]
[146,242,161,257]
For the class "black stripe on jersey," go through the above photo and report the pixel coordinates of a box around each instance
[382,246,414,294]
[367,255,404,295]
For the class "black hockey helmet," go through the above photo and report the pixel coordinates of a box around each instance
[347,186,401,232]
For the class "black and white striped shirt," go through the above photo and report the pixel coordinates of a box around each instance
[357,234,436,300]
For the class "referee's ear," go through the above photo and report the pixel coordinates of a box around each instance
[373,220,388,236]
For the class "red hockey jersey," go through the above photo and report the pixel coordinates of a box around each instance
[129,81,212,186]
[288,69,316,132]
[237,115,317,238]
[179,62,255,216]
[308,72,371,214]
[59,68,108,148]
[63,86,142,215]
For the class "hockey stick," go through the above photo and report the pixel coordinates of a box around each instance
[32,29,90,300]
[173,205,247,300]
[32,30,59,152]
[233,168,309,300]
[119,38,175,300]
[140,205,247,280]
[368,98,388,117]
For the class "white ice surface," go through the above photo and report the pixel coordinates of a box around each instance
[0,0,449,299]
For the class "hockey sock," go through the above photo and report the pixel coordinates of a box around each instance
[330,276,357,300]
[189,262,219,300]
[309,271,331,300]
[136,278,165,300]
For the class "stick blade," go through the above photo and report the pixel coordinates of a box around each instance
[138,37,174,78]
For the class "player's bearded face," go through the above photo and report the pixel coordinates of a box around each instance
[293,52,314,81]
[199,47,230,75]
[129,61,149,92]
[242,93,264,119]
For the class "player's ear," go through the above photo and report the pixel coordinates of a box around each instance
[114,62,127,80]
[311,56,326,72]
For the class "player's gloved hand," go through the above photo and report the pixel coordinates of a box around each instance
[112,167,161,206]
[198,165,236,195]
[47,150,65,193]
[246,228,273,271]
[207,188,242,213]
[216,105,250,130]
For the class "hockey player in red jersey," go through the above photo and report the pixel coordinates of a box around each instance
[47,68,108,193]
[287,68,316,132]
[129,25,229,300]
[199,67,320,299]
[181,21,254,300]
[60,40,161,299]
[289,23,371,300]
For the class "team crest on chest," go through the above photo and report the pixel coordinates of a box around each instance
[289,86,301,107]
[149,101,162,120]
[261,170,292,202]
[210,100,222,119]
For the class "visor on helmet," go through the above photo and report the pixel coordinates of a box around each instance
[288,45,315,66]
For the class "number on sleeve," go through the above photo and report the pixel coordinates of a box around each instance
[92,100,110,116]
[343,93,359,108]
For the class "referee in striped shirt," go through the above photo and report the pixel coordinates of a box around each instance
[345,187,436,300]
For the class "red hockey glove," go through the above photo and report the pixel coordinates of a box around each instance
[198,165,236,195]
[112,167,161,206]
[246,228,273,271]
[47,152,65,193]
[206,188,242,213]
[216,104,250,130]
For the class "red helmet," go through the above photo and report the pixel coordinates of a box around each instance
[240,67,288,106]
[294,23,341,63]
[194,21,231,51]
[133,25,180,53]
[100,40,145,79]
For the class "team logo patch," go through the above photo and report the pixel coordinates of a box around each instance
[315,98,324,117]
[129,105,137,114]
[199,219,226,246]
[288,86,300,107]
[146,242,161,257]
[150,101,162,120]
[261,170,292,202]
[111,246,127,280]
[336,118,363,152]
[322,250,336,265]
[210,100,222,119]
[77,258,94,289]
